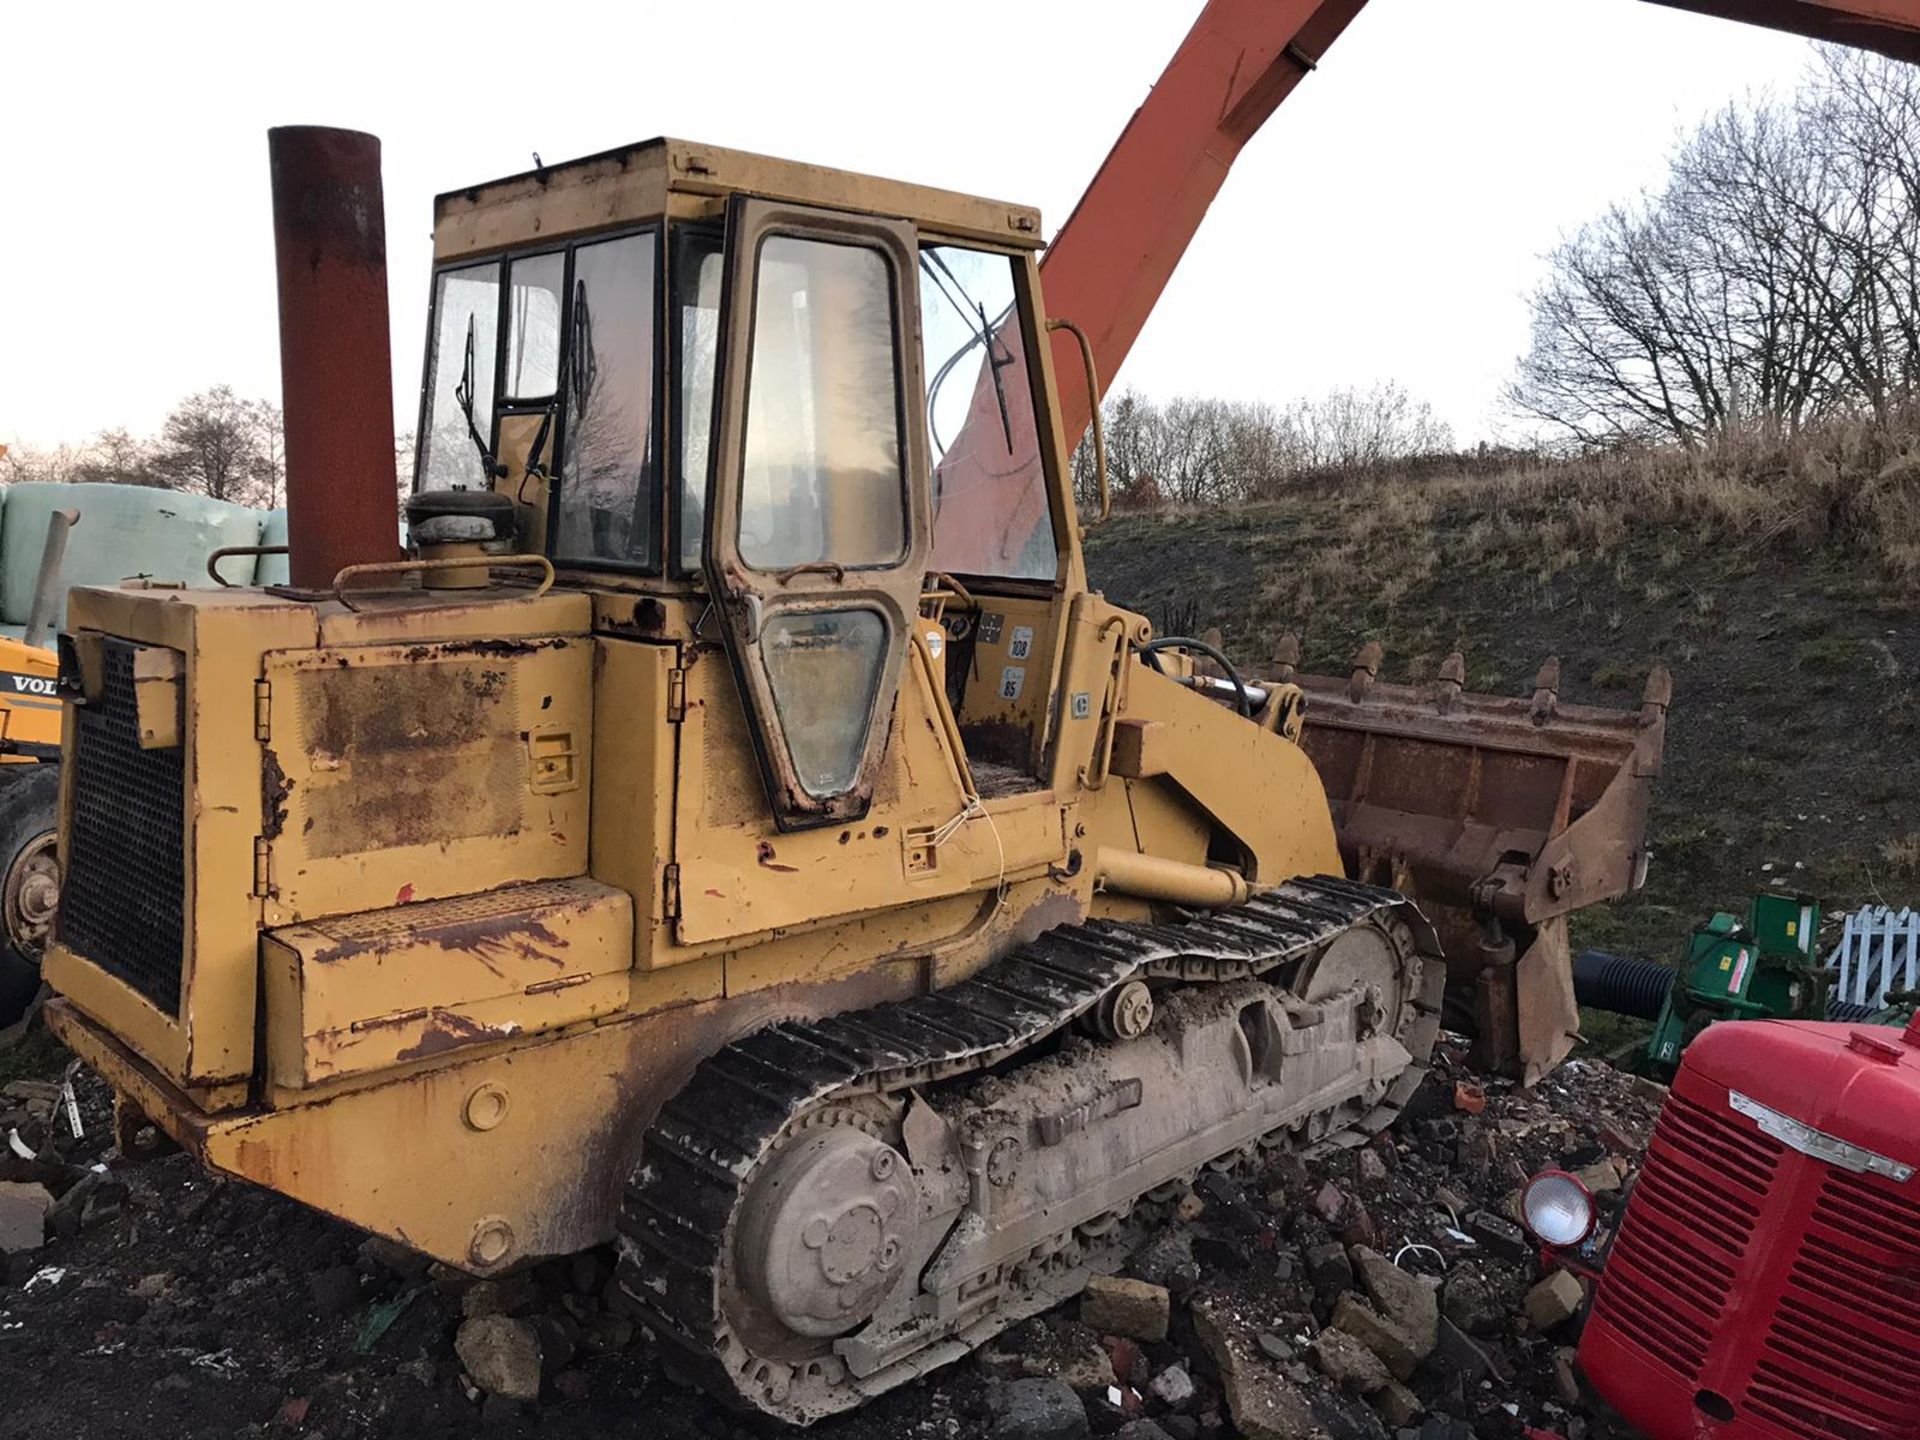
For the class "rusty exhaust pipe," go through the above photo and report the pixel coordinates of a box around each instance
[268,126,403,590]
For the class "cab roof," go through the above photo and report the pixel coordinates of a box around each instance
[432,136,1044,262]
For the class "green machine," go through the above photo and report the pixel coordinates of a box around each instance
[1575,894,1829,1077]
[1644,894,1826,1073]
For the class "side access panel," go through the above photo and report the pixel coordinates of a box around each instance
[261,636,592,922]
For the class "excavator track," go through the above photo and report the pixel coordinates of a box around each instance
[615,875,1443,1423]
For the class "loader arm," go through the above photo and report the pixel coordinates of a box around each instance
[1039,0,1920,445]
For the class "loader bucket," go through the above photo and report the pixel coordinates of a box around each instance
[1272,638,1671,1085]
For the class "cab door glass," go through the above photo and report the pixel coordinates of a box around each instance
[702,200,929,828]
[739,236,907,570]
[762,609,888,795]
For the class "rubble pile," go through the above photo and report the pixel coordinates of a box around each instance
[0,1033,1665,1440]
[968,1038,1664,1440]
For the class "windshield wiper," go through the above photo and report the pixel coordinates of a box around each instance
[525,280,595,482]
[920,253,1016,453]
[455,315,505,483]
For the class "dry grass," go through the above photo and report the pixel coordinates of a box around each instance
[1880,832,1920,878]
[1224,407,1920,630]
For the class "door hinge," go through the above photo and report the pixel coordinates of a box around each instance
[662,862,681,920]
[666,667,687,724]
[252,836,272,897]
[253,679,271,742]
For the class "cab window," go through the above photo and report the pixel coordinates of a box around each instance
[504,252,565,400]
[552,232,659,567]
[674,232,723,574]
[919,246,1055,581]
[417,262,500,492]
[416,230,661,572]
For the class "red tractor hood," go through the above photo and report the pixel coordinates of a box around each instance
[1685,1017,1920,1178]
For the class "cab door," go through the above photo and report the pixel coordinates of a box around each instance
[702,196,931,831]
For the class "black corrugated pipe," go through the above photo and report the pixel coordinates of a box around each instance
[1573,949,1675,1021]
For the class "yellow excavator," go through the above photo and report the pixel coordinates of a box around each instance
[0,502,78,1022]
[41,0,1914,1422]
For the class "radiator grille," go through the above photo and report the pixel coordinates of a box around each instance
[1591,1091,1781,1385]
[1746,1169,1920,1440]
[58,638,186,1015]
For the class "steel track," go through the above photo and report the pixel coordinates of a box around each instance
[614,875,1444,1421]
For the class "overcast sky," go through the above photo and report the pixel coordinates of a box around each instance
[1,0,1816,453]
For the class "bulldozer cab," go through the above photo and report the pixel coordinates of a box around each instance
[415,142,1075,832]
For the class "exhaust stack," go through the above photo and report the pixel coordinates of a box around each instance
[267,126,403,590]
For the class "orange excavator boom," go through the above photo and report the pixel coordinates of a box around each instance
[1654,0,1920,58]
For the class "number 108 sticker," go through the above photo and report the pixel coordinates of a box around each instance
[1008,625,1034,660]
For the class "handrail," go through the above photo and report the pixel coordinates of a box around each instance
[207,544,291,587]
[1045,318,1110,524]
[329,554,557,611]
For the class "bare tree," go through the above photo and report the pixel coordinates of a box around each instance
[246,400,287,508]
[1286,383,1454,471]
[148,386,269,503]
[1072,383,1454,510]
[6,391,288,503]
[0,443,83,485]
[1509,47,1920,446]
[73,427,162,487]
[2,429,160,487]
[395,429,417,507]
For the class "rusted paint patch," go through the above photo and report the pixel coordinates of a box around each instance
[597,599,669,638]
[299,659,523,858]
[307,737,521,857]
[308,660,510,759]
[755,841,799,874]
[309,913,568,972]
[261,747,293,840]
[393,1009,522,1061]
[403,636,570,660]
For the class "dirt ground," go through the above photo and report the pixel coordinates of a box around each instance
[4,1017,1663,1440]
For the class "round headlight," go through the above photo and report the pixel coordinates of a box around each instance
[1521,1169,1596,1248]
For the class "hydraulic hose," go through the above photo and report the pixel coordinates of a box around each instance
[1139,635,1252,716]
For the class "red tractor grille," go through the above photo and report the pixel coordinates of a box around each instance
[1592,1091,1782,1384]
[1746,1169,1920,1440]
